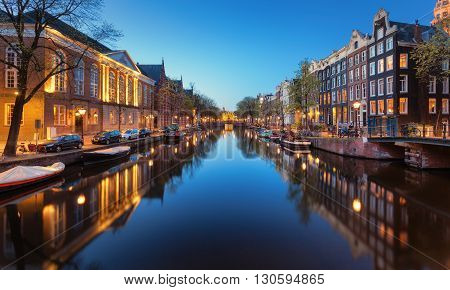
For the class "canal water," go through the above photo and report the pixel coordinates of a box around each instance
[0,129,449,270]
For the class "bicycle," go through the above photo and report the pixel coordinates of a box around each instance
[400,124,421,137]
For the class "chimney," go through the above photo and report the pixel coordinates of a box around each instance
[414,19,423,43]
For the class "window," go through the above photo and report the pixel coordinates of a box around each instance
[109,111,117,125]
[377,27,384,40]
[377,42,384,55]
[429,76,436,94]
[387,99,394,115]
[356,84,360,99]
[355,68,360,81]
[386,76,394,94]
[355,54,360,65]
[90,65,99,98]
[361,83,367,99]
[138,82,143,106]
[119,75,126,103]
[143,85,148,106]
[109,72,116,102]
[378,59,385,74]
[370,81,376,97]
[370,62,376,76]
[54,51,66,92]
[341,61,346,70]
[400,75,408,93]
[349,70,354,83]
[350,86,354,101]
[362,65,367,79]
[386,55,393,71]
[361,51,366,62]
[5,103,23,126]
[442,59,449,71]
[5,46,19,88]
[74,60,84,95]
[342,74,347,85]
[378,99,385,115]
[443,98,449,114]
[337,76,341,87]
[369,46,376,58]
[444,77,449,94]
[349,57,353,67]
[90,108,98,125]
[378,79,384,96]
[332,78,336,88]
[386,37,394,51]
[128,112,134,124]
[128,76,134,104]
[399,54,408,68]
[370,101,377,115]
[53,105,66,126]
[399,98,408,114]
[429,98,437,114]
[337,63,341,73]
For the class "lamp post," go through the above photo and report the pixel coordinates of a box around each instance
[353,101,361,129]
[76,108,87,140]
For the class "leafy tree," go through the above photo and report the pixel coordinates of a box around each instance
[0,0,121,156]
[288,59,320,129]
[236,96,259,124]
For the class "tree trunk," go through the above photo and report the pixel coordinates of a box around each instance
[3,94,26,157]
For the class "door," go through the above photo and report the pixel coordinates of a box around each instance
[75,115,83,134]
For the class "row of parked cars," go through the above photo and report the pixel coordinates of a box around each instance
[36,128,153,153]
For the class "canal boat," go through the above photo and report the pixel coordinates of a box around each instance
[258,130,272,139]
[83,146,131,165]
[0,162,65,193]
[281,139,311,153]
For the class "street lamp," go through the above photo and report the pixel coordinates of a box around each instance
[76,108,87,140]
[353,102,361,129]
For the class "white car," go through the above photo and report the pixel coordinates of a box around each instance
[121,129,139,140]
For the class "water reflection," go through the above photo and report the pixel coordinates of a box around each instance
[238,129,450,270]
[0,129,449,270]
[0,131,218,269]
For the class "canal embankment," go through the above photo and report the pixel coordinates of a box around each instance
[308,137,404,160]
[0,134,163,170]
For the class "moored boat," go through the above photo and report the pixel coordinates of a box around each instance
[281,139,311,153]
[0,162,65,193]
[83,146,131,165]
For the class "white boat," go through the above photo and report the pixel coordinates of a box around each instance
[282,139,311,153]
[0,162,65,192]
[83,146,131,165]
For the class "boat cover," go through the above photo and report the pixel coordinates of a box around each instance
[87,146,131,155]
[0,162,65,184]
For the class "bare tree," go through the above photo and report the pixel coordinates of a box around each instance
[0,0,121,156]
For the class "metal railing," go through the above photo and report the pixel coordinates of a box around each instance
[367,123,449,140]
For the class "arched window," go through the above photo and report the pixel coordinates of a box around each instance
[5,45,19,88]
[128,76,133,104]
[109,72,116,102]
[54,50,66,92]
[119,75,126,104]
[74,59,84,95]
[90,64,99,98]
[138,82,143,106]
[354,41,359,49]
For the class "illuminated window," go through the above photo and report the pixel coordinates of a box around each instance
[128,76,134,104]
[378,59,385,73]
[5,103,23,126]
[53,105,66,126]
[370,100,376,115]
[109,110,116,125]
[119,75,126,103]
[429,98,437,114]
[54,51,66,92]
[399,98,408,115]
[378,99,385,115]
[443,99,449,114]
[109,72,116,102]
[399,54,408,68]
[90,108,99,125]
[5,45,20,88]
[387,99,394,115]
[386,55,393,71]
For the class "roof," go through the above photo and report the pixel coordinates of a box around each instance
[184,89,194,96]
[20,11,113,53]
[390,21,434,43]
[105,50,140,72]
[138,65,164,83]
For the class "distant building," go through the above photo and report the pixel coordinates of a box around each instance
[432,0,449,33]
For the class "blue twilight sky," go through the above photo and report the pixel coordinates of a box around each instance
[103,0,436,110]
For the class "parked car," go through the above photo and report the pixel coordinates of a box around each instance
[92,130,121,145]
[37,134,83,153]
[139,128,152,138]
[121,129,139,140]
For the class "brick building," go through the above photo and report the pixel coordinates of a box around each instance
[0,14,156,141]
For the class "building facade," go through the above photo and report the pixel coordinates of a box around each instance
[432,0,449,33]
